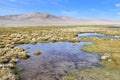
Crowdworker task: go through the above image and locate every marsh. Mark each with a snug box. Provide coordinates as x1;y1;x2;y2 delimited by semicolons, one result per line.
15;42;100;80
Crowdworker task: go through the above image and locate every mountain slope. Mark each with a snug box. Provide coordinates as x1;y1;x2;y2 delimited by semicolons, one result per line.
0;12;87;22
0;12;119;27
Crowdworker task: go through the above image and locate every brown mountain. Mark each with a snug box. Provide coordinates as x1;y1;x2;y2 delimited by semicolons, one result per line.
0;12;119;27
0;12;87;22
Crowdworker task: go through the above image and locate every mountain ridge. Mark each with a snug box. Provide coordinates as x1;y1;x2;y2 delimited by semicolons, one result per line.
0;12;120;27
0;12;113;22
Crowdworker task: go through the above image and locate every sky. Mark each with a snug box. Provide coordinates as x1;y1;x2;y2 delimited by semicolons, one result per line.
0;0;120;20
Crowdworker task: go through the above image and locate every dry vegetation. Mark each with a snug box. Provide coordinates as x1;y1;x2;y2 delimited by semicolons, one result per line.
62;26;120;80
0;26;120;80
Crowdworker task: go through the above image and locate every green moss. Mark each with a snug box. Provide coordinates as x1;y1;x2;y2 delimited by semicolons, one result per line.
15;74;20;80
16;68;24;72
62;76;76;80
62;68;119;80
81;38;120;68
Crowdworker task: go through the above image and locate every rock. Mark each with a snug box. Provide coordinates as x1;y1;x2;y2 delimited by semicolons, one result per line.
31;38;37;44
101;56;107;60
101;53;110;60
34;51;41;55
32;38;36;41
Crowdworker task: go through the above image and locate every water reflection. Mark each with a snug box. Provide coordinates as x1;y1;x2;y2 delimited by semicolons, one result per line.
16;42;100;80
78;33;119;39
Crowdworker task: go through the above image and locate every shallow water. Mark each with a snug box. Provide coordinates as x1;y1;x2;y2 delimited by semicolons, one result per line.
15;42;100;80
78;33;119;39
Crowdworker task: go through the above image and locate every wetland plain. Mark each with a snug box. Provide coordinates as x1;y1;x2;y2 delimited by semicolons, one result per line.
0;26;120;80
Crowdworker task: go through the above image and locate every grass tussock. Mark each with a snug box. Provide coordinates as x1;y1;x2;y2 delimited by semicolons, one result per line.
0;26;120;80
62;68;120;80
81;38;120;68
80;37;120;80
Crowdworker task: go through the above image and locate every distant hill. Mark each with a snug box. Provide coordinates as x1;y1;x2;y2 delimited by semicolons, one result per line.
0;12;120;27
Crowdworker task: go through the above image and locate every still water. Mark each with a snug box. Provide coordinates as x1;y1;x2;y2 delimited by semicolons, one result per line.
78;33;119;39
15;42;100;80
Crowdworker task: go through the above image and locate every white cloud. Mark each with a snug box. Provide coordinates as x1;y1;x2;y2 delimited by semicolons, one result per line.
20;1;30;5
9;0;16;2
8;0;30;5
115;3;120;7
117;12;120;15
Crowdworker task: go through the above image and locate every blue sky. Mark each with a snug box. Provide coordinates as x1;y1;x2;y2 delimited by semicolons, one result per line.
0;0;120;20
